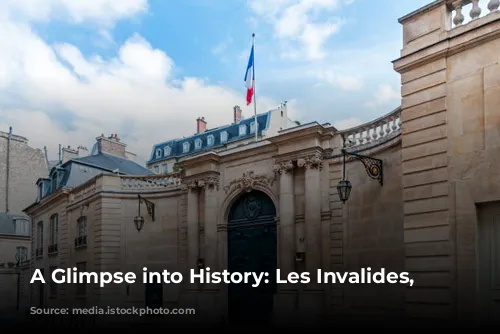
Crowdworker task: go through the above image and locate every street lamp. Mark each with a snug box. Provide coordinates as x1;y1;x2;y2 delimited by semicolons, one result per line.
336;148;383;203
134;195;155;232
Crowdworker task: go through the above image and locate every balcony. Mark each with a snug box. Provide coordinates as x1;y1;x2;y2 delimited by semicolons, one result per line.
35;248;43;258
75;235;87;249
48;244;58;255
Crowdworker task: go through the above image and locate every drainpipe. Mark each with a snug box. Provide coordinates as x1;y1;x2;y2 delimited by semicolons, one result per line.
5;126;12;213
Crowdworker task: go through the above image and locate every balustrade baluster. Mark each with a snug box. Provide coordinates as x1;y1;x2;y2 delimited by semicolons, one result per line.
470;0;482;19
489;0;500;12
453;3;465;26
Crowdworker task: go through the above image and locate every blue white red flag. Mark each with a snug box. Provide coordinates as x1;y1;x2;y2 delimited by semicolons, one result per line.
244;44;255;106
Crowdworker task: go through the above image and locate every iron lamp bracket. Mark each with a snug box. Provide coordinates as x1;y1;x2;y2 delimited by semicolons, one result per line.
341;149;383;186
138;195;155;221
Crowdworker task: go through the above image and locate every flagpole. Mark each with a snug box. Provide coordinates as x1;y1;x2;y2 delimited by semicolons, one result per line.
252;33;258;142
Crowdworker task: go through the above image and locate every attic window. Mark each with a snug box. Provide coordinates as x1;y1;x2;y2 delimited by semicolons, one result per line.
155;148;162;159
207;135;214;146
194;138;202;150
250;121;258;133
51;174;58;192
183;142;190;153
164;146;171;156
38;183;43;200
239;125;247;136
220;131;228;143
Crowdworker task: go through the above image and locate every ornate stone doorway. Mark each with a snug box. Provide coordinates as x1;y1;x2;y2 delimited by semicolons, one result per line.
227;190;277;325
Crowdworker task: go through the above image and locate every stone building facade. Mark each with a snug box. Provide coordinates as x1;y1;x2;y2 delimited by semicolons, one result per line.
20;0;500;327
0;129;47;311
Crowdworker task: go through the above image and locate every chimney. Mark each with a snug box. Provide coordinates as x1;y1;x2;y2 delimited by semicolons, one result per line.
96;133;127;158
61;145;78;163
197;117;207;133
77;145;89;158
233;105;242;123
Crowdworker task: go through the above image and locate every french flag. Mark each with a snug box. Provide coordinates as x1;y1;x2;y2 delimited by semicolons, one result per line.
244;44;255;106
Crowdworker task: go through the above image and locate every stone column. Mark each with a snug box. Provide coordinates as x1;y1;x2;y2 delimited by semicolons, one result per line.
186;181;199;289
273;160;295;288
298;154;323;287
202;176;219;291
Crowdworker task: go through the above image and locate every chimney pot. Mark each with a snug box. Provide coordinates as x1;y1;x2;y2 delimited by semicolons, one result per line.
234;105;242;123
196;117;207;133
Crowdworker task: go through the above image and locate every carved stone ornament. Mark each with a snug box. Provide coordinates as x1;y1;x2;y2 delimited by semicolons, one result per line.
200;176;219;191
223;170;275;194
297;154;323;170
272;160;294;175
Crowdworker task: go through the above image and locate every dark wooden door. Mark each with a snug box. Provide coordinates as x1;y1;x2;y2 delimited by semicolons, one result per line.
145;282;163;310
227;190;277;325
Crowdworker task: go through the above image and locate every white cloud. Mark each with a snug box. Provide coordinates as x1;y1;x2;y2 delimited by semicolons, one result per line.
365;84;400;108
314;70;363;91
0;1;288;164
247;0;352;60
0;0;148;26
333;117;362;130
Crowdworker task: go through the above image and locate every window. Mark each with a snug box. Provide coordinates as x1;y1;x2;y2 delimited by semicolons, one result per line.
49;214;58;254
155;148;162;159
182;142;190;153
16;246;28;263
76;262;86;296
50;266;58;297
194;138;202;150
36;222;43;257
15;219;30;236
250;121;258;133
153;166;159;174
162;164;168;174
239;125;247;136
77;217;87;237
207;135;215;146
220;131;228;143
51;174;58;192
75;216;87;248
38;183;43;200
163;146;171;156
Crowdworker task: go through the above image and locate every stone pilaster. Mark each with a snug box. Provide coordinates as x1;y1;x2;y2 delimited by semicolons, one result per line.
273;160;295;289
297;154;323;288
186;181;199;290
200;176;219;290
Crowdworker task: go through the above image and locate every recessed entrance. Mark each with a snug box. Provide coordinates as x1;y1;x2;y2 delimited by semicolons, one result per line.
227;190;277;325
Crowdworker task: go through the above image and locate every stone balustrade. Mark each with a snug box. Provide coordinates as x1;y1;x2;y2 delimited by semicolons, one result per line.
339;107;401;150
119;172;182;190
449;0;499;28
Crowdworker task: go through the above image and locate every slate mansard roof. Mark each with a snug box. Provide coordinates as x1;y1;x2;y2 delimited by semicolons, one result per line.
148;111;271;165
0;213;30;236
36;152;152;201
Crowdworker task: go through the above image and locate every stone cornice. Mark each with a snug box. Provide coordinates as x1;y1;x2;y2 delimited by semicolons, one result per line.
176;151;220;170
23;188;70;216
268;124;334;146
181;172;220;191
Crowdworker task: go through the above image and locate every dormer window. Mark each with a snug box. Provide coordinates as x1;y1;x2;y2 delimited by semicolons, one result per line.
220;131;228;143
239;125;247;136
194;138;202;150
51;174;58;192
207;135;215;146
38;183;43;200
183;142;190;153
155;148;162;159
164;146;171;156
250;121;258;133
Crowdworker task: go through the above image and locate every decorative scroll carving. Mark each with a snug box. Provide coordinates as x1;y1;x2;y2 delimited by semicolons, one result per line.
272;160;294;175
297;154;323;170
223;171;275;194
198;176;220;191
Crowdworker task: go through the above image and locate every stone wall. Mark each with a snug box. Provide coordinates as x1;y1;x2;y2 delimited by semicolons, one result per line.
0;131;47;214
394;0;500;321
0;268;19;311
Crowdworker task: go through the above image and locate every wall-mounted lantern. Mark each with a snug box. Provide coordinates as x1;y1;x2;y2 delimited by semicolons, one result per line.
295;252;305;262
134;195;155;232
197;258;205;269
336;148;383;203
